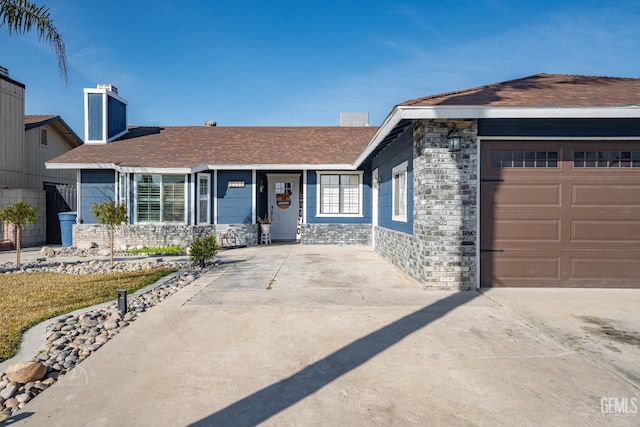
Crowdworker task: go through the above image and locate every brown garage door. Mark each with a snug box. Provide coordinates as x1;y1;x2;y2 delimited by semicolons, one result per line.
480;141;640;287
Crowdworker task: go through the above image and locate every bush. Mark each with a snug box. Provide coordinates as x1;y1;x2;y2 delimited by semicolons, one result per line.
127;245;184;255
189;235;218;265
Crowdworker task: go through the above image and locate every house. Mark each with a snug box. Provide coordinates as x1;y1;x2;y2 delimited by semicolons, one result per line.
0;68;81;247
46;74;640;289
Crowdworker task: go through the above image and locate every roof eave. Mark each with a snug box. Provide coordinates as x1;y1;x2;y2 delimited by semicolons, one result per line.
45;162;357;173
354;105;640;167
398;105;640;119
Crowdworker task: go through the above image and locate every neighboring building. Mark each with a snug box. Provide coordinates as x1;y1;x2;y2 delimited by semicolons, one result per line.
47;74;640;289
0;69;82;247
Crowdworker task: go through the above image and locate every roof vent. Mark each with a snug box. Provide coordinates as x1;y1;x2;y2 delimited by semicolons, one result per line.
340;112;369;127
97;83;118;94
0;66;8;77
204;120;217;127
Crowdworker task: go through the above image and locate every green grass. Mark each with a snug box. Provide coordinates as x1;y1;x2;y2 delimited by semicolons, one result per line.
126;245;184;255
0;268;176;362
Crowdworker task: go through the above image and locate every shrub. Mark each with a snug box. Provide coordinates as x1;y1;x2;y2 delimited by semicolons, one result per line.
189;235;218;265
127;245;184;255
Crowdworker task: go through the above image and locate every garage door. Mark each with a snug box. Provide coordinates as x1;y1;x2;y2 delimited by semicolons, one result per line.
480;141;640;287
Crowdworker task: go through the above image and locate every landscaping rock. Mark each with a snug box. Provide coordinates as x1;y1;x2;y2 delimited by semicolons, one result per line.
6;363;46;384
39;247;55;257
77;241;97;250
0;253;212;416
0;382;17;399
3;398;18;408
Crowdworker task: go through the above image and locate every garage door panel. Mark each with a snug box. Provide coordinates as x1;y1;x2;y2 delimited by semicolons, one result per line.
571;220;640;243
493;256;560;280
571;255;640;280
572;184;640;207
493;219;560;242
492;184;561;207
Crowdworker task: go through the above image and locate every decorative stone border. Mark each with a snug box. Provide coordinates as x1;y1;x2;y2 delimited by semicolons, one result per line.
0;259;214;420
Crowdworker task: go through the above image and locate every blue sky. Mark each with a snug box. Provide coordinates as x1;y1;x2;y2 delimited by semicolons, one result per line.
2;0;640;138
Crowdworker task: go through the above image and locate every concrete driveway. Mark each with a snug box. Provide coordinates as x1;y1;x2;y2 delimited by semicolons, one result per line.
7;245;640;426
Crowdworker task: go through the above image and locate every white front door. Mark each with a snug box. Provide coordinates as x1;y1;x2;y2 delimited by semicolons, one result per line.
267;174;300;240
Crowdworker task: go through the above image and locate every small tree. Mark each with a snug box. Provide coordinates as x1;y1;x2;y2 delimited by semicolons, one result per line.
189;235;218;267
91;201;128;267
0;202;38;266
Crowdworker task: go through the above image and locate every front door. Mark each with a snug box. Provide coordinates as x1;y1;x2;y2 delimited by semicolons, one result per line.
267;174;300;240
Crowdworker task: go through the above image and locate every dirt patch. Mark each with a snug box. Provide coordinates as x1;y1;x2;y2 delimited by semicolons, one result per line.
574;315;640;347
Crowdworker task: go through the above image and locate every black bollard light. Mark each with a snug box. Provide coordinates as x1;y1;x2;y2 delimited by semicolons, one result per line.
117;289;127;316
199;257;205;268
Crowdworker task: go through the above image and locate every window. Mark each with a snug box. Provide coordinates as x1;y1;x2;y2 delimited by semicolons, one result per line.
574;150;640;168
317;172;362;216
118;173;127;206
135;174;185;223
197;173;210;224
491;151;558;168
392;162;408;222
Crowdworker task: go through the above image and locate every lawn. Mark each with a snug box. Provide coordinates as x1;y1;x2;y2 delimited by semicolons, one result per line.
0;268;176;362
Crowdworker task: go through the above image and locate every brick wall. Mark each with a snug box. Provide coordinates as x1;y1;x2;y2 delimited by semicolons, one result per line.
72;224;259;249
374;119;477;290
0;189;46;247
301;223;371;245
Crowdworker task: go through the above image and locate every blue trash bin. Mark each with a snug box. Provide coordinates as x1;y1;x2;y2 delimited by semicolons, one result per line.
58;211;77;247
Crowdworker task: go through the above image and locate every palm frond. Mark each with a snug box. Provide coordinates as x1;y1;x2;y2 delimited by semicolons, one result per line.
0;0;69;84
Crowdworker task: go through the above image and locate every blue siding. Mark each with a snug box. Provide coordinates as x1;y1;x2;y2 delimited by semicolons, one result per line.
479;118;640;137
371;125;413;234
80;170;115;224
88;93;103;141
305;168;372;224
217;170;253;224
107;95;127;139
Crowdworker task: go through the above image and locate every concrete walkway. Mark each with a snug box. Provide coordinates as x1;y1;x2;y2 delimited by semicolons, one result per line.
4;245;640;426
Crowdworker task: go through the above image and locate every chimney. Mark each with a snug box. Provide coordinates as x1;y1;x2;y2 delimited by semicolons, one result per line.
84;84;128;144
0;66;9;77
204;120;217;127
339;112;369;127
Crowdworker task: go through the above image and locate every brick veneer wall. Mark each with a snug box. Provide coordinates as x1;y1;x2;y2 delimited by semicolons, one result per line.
72;224;259;249
300;223;371;245
374;119;478;290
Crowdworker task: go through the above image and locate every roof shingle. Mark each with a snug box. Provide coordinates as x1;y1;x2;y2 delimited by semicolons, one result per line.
400;73;640;107
48;126;378;168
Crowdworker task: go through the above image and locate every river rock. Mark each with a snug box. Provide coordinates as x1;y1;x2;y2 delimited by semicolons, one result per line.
40;247;55;257
6;362;46;384
3;398;19;408
15;393;30;404
0;382;17;399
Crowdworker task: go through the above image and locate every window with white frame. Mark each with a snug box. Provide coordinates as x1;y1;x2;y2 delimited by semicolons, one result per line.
317;172;362;216
135;174;186;223
118;173;127;206
197;173;210;224
392;161;408;222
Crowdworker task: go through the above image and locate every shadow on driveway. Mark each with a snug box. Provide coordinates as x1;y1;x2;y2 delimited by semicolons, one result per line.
190;291;477;426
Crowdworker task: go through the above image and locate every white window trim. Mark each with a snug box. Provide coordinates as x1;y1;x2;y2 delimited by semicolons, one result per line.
197;173;210;224
133;173;187;224
315;170;364;218
392;161;408;222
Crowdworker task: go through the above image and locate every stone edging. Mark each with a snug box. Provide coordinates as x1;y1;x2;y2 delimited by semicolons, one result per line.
0;261;215;421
